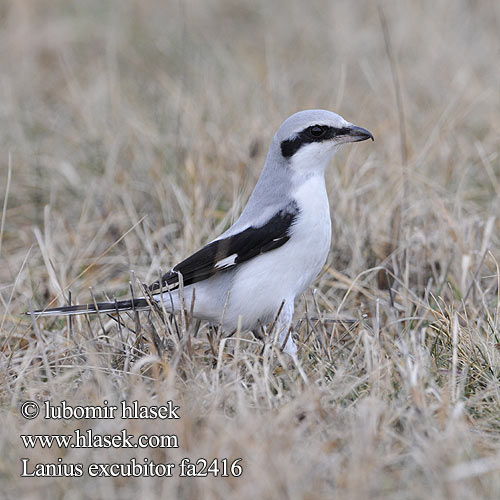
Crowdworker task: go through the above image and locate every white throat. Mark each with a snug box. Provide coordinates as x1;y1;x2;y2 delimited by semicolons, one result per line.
288;142;340;175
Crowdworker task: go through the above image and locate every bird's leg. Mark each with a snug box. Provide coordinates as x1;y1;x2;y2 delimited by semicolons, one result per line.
274;302;309;381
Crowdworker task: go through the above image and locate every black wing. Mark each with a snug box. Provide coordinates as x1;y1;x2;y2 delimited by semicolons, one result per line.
149;201;299;294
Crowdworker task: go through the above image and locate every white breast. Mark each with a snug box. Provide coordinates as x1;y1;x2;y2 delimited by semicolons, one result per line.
223;173;332;330
288;173;332;294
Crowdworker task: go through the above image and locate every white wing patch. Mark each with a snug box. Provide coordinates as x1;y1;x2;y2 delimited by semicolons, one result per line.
214;253;238;270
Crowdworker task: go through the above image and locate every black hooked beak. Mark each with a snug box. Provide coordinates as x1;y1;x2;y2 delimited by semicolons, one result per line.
345;125;374;143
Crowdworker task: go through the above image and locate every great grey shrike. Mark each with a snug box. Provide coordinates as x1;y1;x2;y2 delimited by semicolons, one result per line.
30;109;374;356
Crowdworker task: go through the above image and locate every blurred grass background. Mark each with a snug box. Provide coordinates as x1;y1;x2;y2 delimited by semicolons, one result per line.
1;0;500;498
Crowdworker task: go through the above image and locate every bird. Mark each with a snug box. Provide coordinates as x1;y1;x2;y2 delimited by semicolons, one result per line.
29;109;374;356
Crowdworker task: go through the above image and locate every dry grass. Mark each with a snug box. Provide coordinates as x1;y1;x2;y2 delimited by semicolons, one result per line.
1;0;500;498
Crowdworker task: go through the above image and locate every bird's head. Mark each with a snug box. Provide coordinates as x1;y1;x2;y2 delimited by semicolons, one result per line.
275;109;374;172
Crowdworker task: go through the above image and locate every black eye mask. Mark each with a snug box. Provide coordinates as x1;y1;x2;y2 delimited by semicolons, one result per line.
280;125;351;158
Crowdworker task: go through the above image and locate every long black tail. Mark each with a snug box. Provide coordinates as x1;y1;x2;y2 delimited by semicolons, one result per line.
28;298;151;317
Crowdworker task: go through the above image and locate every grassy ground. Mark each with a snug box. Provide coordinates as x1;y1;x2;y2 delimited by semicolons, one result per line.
1;0;500;498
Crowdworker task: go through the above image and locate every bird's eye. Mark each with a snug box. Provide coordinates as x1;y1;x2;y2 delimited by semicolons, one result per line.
308;125;326;138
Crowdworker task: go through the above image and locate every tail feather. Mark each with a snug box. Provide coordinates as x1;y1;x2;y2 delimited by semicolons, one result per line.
28;298;151;317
